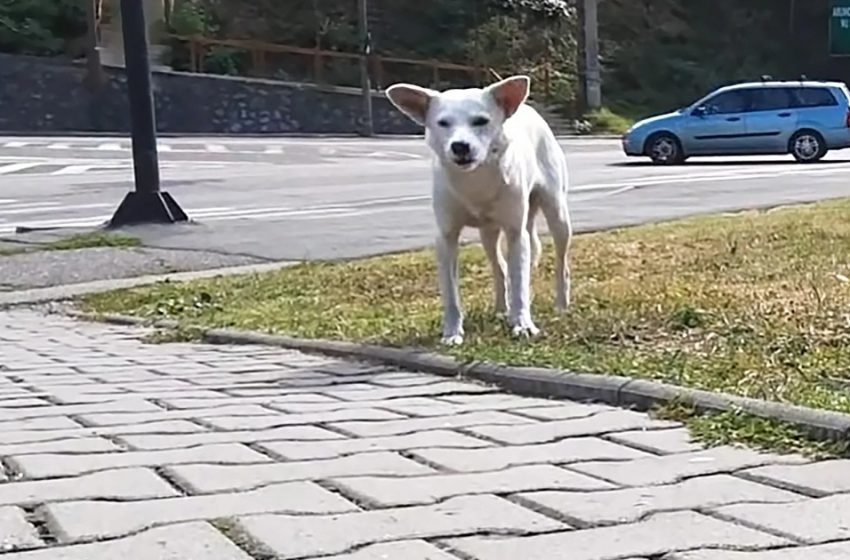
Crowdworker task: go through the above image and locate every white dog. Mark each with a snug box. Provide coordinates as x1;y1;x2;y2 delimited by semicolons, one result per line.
385;75;572;345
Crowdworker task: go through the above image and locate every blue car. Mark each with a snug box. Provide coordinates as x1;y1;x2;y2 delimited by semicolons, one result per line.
622;79;850;164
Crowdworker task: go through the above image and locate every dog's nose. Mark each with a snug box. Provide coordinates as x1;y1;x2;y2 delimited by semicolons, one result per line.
450;141;471;157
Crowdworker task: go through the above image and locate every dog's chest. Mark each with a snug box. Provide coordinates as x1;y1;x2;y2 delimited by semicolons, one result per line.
446;163;512;216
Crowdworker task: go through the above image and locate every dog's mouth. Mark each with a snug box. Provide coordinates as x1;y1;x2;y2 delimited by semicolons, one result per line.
452;156;476;169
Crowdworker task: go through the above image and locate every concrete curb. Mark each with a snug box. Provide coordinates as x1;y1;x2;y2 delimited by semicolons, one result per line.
63;309;850;443
0;260;299;308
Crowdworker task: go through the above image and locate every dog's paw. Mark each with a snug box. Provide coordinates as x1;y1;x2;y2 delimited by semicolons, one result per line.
511;324;540;339
509;315;540;339
440;334;465;346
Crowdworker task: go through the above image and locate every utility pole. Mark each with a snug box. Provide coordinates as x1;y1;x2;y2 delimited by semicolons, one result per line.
578;0;602;110
108;0;187;227
357;0;374;137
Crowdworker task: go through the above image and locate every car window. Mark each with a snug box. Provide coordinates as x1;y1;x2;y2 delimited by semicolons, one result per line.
702;90;749;114
749;88;792;112
790;87;838;108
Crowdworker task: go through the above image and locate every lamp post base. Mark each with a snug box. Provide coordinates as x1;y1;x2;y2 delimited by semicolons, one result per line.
107;191;188;228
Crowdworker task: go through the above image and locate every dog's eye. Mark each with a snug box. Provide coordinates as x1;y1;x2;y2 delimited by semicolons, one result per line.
437;119;451;128
471;116;490;127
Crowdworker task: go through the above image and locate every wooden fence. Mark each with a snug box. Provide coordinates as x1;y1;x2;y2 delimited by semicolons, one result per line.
168;35;553;100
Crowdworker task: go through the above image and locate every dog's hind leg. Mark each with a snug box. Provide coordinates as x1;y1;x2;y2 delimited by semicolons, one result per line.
528;195;542;270
541;191;572;312
480;226;508;314
503;196;540;271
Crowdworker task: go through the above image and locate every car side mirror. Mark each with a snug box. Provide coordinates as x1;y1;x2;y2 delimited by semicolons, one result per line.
692;106;707;117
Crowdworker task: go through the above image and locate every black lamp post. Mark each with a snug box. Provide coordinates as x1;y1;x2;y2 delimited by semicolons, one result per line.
108;0;188;227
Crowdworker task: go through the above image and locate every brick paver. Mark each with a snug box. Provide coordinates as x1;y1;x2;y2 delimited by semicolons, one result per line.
232;495;565;558
0;523;252;559
9;443;272;479
314;541;459;559
739;460;850;496
446;511;790;560
0;309;844;559
516;474;802;526
44;482;358;542
712;494;850;543
0;507;42;551
670;543;850;559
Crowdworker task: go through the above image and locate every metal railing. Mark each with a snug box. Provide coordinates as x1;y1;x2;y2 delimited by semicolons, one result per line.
168;35;554;100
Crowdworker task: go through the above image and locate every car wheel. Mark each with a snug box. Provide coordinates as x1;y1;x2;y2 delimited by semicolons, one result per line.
646;133;685;165
789;130;827;163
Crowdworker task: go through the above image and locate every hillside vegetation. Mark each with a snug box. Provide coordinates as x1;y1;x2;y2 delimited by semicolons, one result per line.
1;0;838;121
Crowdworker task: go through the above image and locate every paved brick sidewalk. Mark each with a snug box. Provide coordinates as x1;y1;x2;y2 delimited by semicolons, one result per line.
0;309;847;559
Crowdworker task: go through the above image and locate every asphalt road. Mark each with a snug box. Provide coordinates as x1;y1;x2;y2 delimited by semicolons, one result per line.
3;135;850;260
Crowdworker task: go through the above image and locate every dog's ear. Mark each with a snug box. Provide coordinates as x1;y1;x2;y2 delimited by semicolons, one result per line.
486;75;531;119
385;84;437;125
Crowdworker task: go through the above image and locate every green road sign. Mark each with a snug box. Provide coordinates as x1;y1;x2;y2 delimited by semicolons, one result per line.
830;0;850;56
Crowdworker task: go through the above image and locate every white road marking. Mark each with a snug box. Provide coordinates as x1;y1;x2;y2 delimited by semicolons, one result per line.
0;203;113;216
0;206;236;233
96;143;124;151
2;141;30;148
205;144;229;153
572;163;850;192
0;163;43;175
50;165;100;175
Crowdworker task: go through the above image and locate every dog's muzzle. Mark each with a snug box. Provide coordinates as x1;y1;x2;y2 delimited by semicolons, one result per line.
449;141;475;168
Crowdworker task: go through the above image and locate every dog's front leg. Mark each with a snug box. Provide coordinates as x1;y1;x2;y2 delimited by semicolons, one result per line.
436;229;464;345
505;227;539;338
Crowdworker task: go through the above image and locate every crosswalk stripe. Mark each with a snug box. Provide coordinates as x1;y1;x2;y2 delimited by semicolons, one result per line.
0;205;424;234
96;143;123;151
1;141;426;159
50;165;99;175
0;162;43;175
0;160;236;176
1;206;235;231
0;203;112;216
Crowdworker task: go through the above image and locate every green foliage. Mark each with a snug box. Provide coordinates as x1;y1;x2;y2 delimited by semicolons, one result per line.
599;0;795;115
0;0;823;119
574;107;633;135
0;0;86;56
465;10;578;106
168;0;215;36
203;46;245;75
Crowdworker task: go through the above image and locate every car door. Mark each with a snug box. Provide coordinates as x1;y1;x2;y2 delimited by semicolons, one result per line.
681;89;751;155
742;87;797;153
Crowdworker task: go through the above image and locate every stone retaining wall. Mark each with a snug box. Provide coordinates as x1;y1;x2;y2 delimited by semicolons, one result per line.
0;53;421;135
